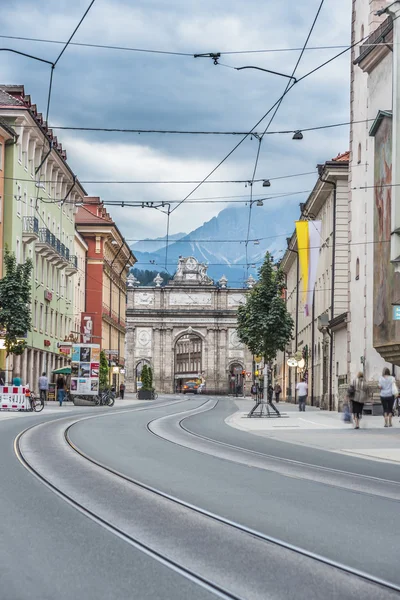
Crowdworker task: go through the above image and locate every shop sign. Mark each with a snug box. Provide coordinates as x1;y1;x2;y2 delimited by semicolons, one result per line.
44;290;53;302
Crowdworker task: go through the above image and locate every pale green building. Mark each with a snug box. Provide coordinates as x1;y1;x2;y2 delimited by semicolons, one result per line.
0;85;86;388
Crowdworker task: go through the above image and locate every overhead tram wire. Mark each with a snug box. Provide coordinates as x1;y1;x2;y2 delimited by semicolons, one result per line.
168;25;367;218
245;0;326;275
0;33;391;56
11;117;374;135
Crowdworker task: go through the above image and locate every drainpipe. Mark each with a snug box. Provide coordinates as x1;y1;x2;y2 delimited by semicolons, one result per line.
319;173;336;411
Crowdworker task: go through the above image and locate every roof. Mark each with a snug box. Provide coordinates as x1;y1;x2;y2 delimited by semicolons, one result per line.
332;151;350;162
0;116;17;138
0;88;25;107
75;202;115;226
354;16;393;65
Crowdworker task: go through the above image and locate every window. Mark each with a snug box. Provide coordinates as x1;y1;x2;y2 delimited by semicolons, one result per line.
0;143;3;169
45;306;48;334
54;311;58;337
355;257;360;280
16;239;20;264
23;149;28;171
18;141;22;163
16;184;22;216
30;197;34;216
23;191;27;217
40;257;44;285
50;309;54;336
35;254;39;281
34;301;38;329
357;142;361;164
39;304;44;332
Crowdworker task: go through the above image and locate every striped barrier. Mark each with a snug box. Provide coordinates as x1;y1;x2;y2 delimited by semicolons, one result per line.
0;387;30;411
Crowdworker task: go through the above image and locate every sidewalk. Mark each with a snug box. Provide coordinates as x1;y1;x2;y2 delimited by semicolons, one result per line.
226;399;400;464
0;393;180;422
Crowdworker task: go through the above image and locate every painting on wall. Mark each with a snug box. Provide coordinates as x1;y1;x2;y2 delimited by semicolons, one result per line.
372;114;397;348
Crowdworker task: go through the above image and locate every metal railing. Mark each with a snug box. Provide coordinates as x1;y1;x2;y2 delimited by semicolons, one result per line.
22;216;39;234
69;255;77;269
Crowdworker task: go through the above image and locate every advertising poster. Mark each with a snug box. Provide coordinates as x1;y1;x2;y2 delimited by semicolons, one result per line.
71;344;100;396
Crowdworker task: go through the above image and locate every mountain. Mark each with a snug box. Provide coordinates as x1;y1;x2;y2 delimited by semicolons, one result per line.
131;203;299;285
131;232;186;254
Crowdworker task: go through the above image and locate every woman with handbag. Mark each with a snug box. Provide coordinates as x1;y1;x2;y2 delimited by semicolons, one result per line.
350;372;369;429
378;368;398;427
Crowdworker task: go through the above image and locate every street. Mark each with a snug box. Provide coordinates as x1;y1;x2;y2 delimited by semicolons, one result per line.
1;395;399;599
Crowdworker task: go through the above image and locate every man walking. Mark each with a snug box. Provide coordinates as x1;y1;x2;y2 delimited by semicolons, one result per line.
38;372;48;406
296;378;308;411
56;375;65;406
119;382;125;400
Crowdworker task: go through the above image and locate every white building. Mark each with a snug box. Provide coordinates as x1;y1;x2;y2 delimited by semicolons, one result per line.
277;154;349;410
348;1;398;383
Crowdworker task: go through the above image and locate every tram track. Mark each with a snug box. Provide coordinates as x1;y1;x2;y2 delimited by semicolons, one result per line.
147;398;400;501
14;397;400;599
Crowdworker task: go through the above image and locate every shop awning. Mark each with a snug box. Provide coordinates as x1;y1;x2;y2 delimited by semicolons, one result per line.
52;367;71;375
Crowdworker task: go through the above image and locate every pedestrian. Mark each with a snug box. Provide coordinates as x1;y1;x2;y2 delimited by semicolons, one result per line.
251;383;257;400
38;372;48;406
56;375;65;406
119;382;125;400
378;367;398;427
274;382;282;403
13;373;22;386
296;378;308;411
349;372;369;429
267;384;274;403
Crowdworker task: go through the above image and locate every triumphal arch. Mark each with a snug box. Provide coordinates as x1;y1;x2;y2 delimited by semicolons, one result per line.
125;257;253;394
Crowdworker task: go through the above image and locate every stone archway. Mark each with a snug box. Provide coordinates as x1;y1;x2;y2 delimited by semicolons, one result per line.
228;361;245;395
174;332;203;393
135;359;151;392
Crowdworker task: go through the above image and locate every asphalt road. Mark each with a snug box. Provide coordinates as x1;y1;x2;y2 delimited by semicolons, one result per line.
2;397;400;599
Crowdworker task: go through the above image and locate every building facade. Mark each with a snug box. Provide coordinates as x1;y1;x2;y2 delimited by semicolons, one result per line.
0;85;85;387
75;198;136;389
73;231;88;343
125;257;253;394
276;155;349;410
348;2;400;382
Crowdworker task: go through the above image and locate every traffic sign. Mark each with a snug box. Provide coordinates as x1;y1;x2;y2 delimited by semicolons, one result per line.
246;371;251;378
393;305;400;320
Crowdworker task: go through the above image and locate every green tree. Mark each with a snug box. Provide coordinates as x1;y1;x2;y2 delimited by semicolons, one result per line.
141;364;150;390
237;252;294;362
99;350;109;389
0;249;33;356
147;366;153;390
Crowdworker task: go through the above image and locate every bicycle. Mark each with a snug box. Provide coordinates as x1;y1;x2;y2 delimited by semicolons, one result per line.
97;388;115;407
26;391;44;412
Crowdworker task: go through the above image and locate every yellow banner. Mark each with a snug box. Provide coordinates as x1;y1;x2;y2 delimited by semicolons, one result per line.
295;221;309;304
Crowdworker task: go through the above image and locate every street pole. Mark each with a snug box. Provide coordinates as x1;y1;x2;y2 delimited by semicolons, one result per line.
263;363;268;403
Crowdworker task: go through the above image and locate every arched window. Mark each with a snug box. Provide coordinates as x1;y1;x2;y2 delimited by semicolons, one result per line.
357;142;361;164
355;258;360;280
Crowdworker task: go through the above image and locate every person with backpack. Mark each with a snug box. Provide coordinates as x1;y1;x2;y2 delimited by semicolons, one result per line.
348;372;369;429
378;367;398;427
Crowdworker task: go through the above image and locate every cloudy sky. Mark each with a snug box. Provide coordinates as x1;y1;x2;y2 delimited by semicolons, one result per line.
1;0;351;240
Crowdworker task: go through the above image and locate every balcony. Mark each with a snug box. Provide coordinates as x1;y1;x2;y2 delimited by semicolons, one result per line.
22;217;39;244
35;226;69;268
65;254;78;277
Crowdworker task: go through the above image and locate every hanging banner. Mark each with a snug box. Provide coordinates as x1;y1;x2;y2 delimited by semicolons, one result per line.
295;220;322;317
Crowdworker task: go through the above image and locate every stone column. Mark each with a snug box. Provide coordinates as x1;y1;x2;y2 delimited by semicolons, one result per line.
153;328;162;392
163;328;173;393
125;327;136;392
206;328;216;390
217;328;228;392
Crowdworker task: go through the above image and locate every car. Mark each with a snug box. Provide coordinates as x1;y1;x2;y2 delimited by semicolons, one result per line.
183;381;199;394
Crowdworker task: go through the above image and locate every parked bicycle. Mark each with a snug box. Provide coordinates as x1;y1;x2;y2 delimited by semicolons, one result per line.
96;388;115;407
25;389;44;412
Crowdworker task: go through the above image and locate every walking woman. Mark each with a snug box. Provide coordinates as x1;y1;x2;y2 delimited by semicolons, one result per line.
378;367;397;427
350;372;369;429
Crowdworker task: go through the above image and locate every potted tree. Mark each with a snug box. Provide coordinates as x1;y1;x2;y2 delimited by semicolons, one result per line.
138;364;154;400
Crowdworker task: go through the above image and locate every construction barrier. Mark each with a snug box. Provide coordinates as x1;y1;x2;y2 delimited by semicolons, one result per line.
0;387;30;411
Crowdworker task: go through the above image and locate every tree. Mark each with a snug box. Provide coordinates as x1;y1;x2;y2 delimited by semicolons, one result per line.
141;364;150;390
0;249;33;356
99;350;109;389
147;366;153;390
237;252;294;363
